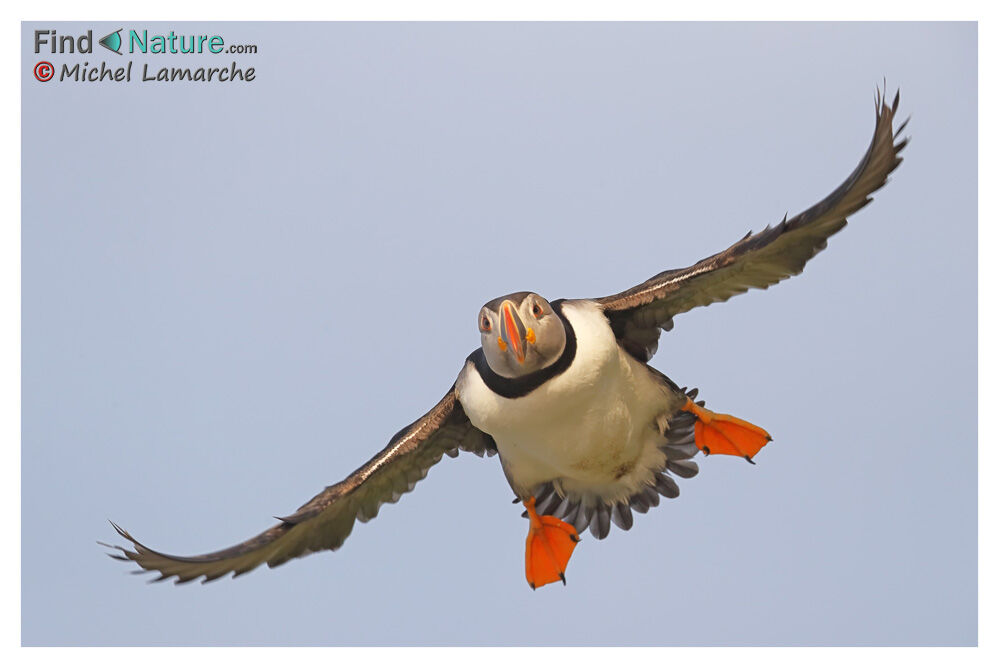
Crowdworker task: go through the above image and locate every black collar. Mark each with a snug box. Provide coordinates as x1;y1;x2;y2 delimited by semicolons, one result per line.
468;299;578;399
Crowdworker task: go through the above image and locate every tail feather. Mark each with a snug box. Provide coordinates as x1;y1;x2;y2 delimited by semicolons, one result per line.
529;387;702;540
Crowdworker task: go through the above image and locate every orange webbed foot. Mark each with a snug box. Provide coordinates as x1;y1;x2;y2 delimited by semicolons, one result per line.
523;497;579;590
683;398;772;463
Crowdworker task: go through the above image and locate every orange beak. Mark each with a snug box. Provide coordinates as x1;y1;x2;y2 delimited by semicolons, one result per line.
500;301;528;365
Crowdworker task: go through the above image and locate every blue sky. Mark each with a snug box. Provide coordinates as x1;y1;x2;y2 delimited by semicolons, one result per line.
22;21;976;645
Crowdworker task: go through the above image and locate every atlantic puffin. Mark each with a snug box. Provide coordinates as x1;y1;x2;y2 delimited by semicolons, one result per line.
103;88;907;589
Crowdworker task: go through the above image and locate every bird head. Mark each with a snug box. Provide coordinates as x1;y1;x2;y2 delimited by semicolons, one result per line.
478;292;567;378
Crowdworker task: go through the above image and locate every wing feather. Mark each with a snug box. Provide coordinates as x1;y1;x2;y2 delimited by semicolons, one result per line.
102;385;495;584
596;87;908;361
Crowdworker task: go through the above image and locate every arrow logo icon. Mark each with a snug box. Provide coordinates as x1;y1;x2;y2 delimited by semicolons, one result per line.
99;29;122;55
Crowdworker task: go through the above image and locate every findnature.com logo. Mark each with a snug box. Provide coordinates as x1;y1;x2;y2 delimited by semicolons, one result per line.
32;27;259;84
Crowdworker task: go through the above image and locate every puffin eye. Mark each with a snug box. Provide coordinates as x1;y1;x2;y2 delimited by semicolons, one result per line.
532;302;544;318
480;316;492;332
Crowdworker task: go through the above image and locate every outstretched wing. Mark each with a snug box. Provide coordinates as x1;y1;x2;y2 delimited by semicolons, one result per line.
103;385;495;584
596;88;909;362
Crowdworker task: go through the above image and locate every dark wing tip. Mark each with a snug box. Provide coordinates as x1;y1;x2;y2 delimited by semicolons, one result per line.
102;521;134;554
102;519;261;584
111;521;130;539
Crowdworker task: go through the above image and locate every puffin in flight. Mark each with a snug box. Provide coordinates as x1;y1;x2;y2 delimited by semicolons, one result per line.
104;88;907;589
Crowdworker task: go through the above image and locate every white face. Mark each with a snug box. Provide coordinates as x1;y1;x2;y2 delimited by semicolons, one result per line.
478;292;567;378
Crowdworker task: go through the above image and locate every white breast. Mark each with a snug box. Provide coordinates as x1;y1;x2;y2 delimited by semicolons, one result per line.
456;300;676;503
